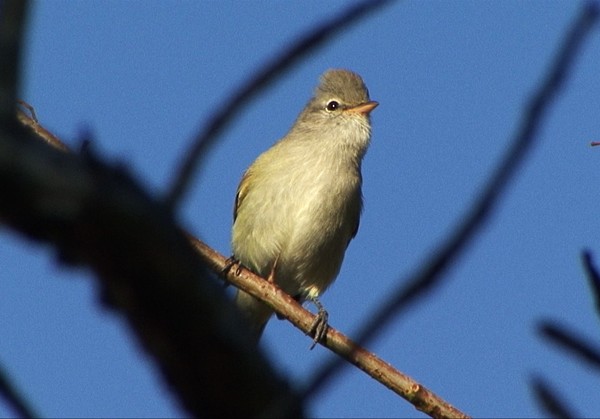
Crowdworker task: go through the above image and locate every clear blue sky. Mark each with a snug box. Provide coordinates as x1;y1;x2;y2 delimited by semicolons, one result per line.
2;1;600;418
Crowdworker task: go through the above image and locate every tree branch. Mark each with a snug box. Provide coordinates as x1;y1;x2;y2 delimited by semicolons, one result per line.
187;235;469;419
538;321;600;371
0;362;37;419
530;375;577;419
582;250;600;318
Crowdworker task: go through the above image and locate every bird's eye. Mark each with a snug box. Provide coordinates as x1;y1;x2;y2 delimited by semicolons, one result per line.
326;100;340;111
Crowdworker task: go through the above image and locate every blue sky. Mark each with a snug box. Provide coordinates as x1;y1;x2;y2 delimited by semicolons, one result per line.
2;1;600;418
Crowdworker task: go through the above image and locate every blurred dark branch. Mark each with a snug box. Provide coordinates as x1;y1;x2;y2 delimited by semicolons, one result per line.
0;4;300;417
538;321;600;371
0;362;37;419
531;376;577;419
164;0;392;209
582;250;600;318
532;251;600;417
0;2;36;417
301;2;600;402
1;116;301;418
0;0;27;116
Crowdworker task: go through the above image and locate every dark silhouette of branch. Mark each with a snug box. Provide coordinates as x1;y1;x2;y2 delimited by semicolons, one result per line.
301;1;600;403
164;0;392;209
582;250;600;318
538;321;600;371
1;116;303;418
0;2;36;417
0;0;27;116
532;251;600;416
531;376;577;419
0;3;301;417
0;362;37;419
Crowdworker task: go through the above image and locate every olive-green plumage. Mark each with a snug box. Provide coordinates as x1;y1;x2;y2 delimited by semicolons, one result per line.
232;69;377;341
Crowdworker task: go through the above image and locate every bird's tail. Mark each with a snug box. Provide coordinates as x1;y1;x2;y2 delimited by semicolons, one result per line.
234;289;273;343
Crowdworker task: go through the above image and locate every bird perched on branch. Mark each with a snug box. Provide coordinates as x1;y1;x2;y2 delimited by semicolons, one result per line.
231;69;378;346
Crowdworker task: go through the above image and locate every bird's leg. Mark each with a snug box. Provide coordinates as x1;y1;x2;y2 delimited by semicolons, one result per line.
267;255;279;283
306;296;329;350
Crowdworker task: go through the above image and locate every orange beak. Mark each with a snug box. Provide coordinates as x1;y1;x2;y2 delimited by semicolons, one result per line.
346;100;379;115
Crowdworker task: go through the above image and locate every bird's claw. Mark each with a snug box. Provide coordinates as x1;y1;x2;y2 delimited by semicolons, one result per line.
307;298;329;350
223;256;243;277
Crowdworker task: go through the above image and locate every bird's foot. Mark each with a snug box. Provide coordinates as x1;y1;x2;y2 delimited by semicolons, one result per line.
307;297;329;350
223;256;243;277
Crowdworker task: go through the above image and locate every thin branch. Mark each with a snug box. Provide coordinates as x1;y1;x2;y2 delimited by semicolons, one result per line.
582;250;600;319
301;1;600;402
188;235;470;419
17;100;38;122
530;375;577;419
164;0;392;209
538;321;600;371
17;104;71;152
0;363;37;419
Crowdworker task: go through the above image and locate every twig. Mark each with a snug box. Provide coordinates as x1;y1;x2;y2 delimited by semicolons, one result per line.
538;321;600;371
17;105;70;152
301;1;600;403
582;250;600;318
0;363;37;419
17;100;37;122
164;0;392;209
530;375;577;419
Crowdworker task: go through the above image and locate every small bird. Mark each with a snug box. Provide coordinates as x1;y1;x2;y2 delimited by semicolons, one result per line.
231;69;377;345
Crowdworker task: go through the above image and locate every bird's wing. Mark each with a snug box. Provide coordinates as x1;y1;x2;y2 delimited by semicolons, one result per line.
348;190;362;246
233;169;253;222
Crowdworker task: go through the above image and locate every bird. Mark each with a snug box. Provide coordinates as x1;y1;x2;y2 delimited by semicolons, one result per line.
231;69;377;345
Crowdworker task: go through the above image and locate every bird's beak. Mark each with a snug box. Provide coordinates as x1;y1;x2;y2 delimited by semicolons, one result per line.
346;100;379;115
